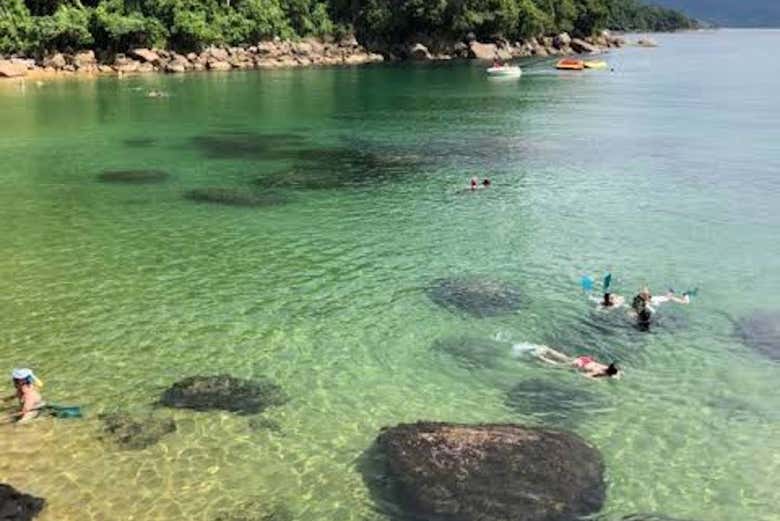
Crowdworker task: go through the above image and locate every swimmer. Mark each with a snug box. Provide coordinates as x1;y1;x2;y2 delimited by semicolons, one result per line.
470;177;478;191
513;343;620;379
632;286;694;316
3;369;45;423
589;292;625;309
482;178;491;187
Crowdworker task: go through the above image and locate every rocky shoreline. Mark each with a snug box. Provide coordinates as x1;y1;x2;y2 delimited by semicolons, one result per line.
0;31;658;81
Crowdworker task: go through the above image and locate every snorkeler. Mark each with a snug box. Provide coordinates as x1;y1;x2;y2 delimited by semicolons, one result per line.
513;344;620;379
3;369;45;423
583;273;624;309
632;287;695;316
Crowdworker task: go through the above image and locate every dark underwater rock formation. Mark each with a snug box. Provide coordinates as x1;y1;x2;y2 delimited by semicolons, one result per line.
98;169;169;183
123;137;157;148
376;422;605;521
160;375;288;415
432;335;509;369
736;310;780;361
427;277;522;317
99;412;177;450
505;378;600;427
185;187;287;207
0;484;45;521
192;132;306;160
213;499;292;521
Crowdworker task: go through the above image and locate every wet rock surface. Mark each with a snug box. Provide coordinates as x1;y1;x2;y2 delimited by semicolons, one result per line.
505;378;601;427
160;375;288;415
0;484;45;521
427;277;522;317
374;422;605;521
622;515;700;521
736;310;780;361
99;412;177;450
185;188;287;207
432;336;509;370
98;169;169;183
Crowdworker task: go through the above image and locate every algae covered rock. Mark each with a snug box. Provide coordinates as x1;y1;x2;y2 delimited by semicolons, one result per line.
736;310;780;361
376;422;605;521
622;515;701;521
160;375;288;415
427;277;522;317
99;412;176;450
0;484;45;521
213;499;292;521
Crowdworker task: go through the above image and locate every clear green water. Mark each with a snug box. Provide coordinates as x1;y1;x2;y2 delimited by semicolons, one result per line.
1;29;779;521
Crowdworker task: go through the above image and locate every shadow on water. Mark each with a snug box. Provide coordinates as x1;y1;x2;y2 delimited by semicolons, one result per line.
123;137;158;148
735;310;780;362
426;276;523;318
98;169;170;183
184;187;289;207
191;131;308;160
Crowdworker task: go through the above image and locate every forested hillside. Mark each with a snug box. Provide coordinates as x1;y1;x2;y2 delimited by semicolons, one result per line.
658;0;780;27
0;0;696;56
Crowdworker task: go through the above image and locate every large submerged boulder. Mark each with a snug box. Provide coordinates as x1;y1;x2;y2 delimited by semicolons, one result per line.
622;515;701;521
427;277;522;317
98;169;169;183
213;500;292;521
0;484;45;521
99;412;177;450
160;375;288;415
432;336;509;370
505;378;601;427
376;422;605;521
185;187;287;207
736;311;780;361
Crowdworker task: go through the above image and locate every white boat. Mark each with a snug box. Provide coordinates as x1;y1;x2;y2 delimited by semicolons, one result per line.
486;65;522;78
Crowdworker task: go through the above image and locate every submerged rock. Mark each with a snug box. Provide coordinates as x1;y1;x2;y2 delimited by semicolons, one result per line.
432;336;508;369
736;311;780;361
123;137;157;148
427;277;522;317
185;187;287;207
191;132;306;160
99;412;177;450
98;169;169;183
505;378;600;427
376;422;605;521
247;417;282;433
0;484;45;521
213;499;292;521
160;375;288;415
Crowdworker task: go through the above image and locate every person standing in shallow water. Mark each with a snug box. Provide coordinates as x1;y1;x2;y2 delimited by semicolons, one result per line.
3;369;45;423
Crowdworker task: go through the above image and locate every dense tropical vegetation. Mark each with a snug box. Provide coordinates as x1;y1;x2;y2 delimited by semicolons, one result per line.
0;0;696;55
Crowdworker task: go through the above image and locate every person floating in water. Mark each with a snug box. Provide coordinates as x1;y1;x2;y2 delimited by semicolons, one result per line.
4;369;45;423
513;344;621;379
482;178;491;187
470;177;478;191
584;273;624;309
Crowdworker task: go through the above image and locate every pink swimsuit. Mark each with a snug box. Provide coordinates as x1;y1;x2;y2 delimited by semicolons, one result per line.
574;356;595;368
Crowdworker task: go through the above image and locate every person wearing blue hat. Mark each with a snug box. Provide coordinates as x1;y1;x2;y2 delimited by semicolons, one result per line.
4;368;46;423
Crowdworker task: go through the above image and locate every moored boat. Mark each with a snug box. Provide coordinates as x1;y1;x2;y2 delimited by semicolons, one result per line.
556;58;585;70
584;60;609;69
486;65;522;78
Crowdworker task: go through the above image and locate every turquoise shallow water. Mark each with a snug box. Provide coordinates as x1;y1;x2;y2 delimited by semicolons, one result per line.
1;29;779;521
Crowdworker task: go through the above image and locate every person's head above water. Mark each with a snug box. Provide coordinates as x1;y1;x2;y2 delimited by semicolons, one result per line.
11;368;42;388
483;178;491;187
470;178;478;190
595;363;620;378
603;293;613;306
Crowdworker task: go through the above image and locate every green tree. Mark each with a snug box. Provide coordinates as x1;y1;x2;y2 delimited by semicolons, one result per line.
0;0;35;54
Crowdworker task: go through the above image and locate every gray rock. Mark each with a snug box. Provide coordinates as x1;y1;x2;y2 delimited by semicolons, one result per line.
468;41;498;61
0;484;45;521
207;47;230;61
0;60;26;78
570;38;601;54
165;61;186;74
553;32;571;49
636;37;659;47
409;43;432;60
427;277;522;317
44;53;67;69
376;422;605;521
73;50;96;67
99;413;176;450
131;48;160;64
160;375;288;415
208;60;232;71
737;311;780;361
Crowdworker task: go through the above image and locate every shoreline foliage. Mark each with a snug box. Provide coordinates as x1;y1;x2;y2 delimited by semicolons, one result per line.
0;0;696;55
